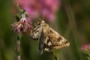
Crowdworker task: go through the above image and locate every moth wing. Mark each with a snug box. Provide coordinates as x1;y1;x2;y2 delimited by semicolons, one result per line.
31;25;42;40
39;24;50;54
49;28;70;50
39;29;45;55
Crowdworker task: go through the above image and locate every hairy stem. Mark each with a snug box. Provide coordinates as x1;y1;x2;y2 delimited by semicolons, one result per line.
16;35;21;60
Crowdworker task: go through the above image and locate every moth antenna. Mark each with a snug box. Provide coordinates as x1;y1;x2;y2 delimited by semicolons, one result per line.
42;12;45;21
30;15;42;21
37;16;42;21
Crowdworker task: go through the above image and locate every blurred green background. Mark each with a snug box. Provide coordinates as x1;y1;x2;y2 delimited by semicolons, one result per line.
0;0;90;60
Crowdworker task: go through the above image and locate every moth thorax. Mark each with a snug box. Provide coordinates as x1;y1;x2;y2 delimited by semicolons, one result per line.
41;20;45;24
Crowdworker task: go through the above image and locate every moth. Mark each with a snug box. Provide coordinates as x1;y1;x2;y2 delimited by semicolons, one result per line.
31;20;70;54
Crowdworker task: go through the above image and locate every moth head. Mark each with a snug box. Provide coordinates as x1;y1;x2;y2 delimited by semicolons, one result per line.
37;20;46;26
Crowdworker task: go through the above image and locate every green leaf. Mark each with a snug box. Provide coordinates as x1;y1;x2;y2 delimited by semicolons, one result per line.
25;13;29;18
16;5;21;13
15;14;21;21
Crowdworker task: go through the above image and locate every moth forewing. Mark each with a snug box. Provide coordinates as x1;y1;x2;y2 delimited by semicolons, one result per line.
30;22;43;40
42;27;70;52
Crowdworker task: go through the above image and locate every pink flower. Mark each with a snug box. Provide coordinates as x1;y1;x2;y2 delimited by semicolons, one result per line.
15;0;35;7
12;19;33;34
42;0;60;12
24;6;39;21
14;0;60;22
81;44;90;52
41;9;55;22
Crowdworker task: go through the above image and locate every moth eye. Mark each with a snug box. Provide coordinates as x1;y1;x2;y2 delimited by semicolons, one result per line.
57;37;62;41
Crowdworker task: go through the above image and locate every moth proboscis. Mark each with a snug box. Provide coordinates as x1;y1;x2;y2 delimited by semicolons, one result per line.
31;20;70;54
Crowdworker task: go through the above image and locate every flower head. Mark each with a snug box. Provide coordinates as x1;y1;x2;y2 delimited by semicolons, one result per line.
12;19;33;34
12;8;33;35
81;44;90;53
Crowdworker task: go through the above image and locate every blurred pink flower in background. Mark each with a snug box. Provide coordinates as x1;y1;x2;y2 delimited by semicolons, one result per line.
14;0;60;22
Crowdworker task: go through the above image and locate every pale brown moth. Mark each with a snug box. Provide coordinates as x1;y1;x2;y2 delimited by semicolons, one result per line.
31;20;70;54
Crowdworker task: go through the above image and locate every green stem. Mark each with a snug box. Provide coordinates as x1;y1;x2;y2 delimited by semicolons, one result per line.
16;35;22;60
15;6;27;60
53;51;59;60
